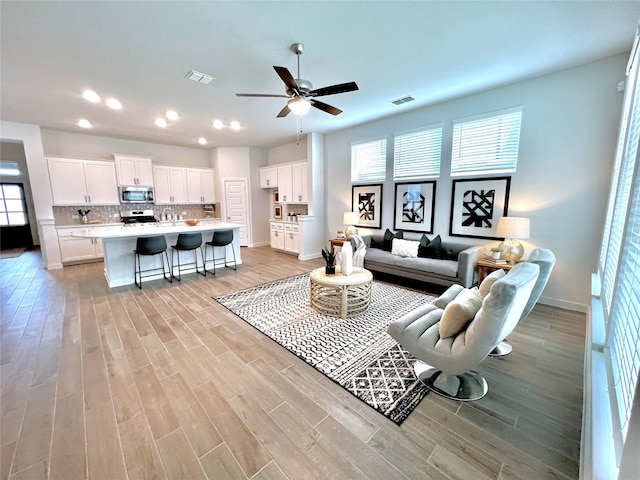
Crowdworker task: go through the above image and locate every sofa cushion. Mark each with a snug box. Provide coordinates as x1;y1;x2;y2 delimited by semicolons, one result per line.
418;234;443;258
479;268;506;298
391;238;420;258
420;234;430;246
438;287;483;338
383;229;403;251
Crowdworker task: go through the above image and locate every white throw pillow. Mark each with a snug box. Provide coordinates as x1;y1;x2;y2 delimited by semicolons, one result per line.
391;238;420;258
479;268;507;298
438;287;483;338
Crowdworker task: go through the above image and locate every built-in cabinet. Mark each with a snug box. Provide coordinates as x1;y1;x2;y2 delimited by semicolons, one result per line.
260;166;278;188
153;166;188;204
260;161;308;203
57;226;105;263
47;157;119;206
114;155;154;186
186;168;216;204
270;221;300;254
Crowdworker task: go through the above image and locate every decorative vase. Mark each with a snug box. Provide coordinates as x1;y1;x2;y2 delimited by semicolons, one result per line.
325;264;336;275
341;240;353;275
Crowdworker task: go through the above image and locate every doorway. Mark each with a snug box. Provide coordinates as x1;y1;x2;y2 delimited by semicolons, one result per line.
223;179;250;247
0;183;34;250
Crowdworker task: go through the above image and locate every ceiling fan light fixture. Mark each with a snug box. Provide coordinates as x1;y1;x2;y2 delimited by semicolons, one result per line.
288;97;311;115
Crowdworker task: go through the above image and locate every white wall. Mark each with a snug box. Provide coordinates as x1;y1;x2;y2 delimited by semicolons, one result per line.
41;129;211;166
267;139;306;165
324;54;627;310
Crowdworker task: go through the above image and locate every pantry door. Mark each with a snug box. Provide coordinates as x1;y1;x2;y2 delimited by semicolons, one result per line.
223;178;250;246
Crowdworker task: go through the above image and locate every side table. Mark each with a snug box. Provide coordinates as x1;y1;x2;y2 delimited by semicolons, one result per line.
476;259;517;285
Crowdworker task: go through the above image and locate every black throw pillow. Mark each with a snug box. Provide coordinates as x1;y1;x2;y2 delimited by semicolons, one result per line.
418;234;444;259
419;234;430;247
383;229;403;251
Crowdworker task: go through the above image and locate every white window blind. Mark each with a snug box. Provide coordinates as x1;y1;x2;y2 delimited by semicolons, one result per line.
597;26;640;460
393;125;442;180
451;107;523;176
351;138;387;183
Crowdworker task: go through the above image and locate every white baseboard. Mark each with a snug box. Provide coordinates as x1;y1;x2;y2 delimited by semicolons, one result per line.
539;295;588;313
250;241;270;247
299;252;322;261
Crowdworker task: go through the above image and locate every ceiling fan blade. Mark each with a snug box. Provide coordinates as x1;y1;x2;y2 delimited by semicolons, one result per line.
310;82;359;97
273;66;299;94
236;93;290;98
276;104;291;118
311;99;342;116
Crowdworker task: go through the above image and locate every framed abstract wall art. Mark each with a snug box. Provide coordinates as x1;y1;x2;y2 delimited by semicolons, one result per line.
352;184;383;229
449;176;511;239
393;181;436;233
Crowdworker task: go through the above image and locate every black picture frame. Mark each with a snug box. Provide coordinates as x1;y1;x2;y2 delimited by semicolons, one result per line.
449;176;511;239
393;181;436;233
352;184;383;229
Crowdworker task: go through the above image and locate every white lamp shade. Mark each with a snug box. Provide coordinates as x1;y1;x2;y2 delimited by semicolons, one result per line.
287;97;311;115
496;217;530;239
343;211;359;225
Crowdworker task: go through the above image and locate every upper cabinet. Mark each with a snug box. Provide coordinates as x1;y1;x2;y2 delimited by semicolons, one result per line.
114;154;153;186
277;164;293;203
47;157;119;206
292;162;309;203
153;166;187;204
259;166;278;188
186;168;216;204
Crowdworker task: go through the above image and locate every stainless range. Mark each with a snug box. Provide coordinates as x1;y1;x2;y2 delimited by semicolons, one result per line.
120;209;159;226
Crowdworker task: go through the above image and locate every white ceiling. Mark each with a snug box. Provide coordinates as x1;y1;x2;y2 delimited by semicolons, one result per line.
1;1;639;150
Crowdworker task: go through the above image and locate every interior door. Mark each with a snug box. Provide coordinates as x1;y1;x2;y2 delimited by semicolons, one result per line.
0;183;33;249
224;179;249;246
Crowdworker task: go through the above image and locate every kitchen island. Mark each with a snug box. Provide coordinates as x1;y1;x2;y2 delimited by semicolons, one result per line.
71;220;243;287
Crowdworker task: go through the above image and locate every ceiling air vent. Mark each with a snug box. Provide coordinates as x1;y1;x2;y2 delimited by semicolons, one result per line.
186;70;215;84
391;95;415;106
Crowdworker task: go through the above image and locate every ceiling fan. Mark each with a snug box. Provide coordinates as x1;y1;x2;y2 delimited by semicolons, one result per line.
236;43;359;118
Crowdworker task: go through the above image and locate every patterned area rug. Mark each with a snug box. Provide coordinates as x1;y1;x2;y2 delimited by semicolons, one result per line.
214;273;436;424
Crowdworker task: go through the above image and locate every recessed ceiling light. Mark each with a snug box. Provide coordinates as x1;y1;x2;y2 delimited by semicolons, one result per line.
213;119;224;129
166;110;179;121
106;98;122;110
82;90;101;103
155;117;168;128
77;119;92;128
230;121;241;131
198;138;207;145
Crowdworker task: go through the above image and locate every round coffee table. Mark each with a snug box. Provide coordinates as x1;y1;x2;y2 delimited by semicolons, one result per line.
309;267;373;318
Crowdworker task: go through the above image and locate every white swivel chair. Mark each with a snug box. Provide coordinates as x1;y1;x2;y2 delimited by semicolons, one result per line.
387;262;539;401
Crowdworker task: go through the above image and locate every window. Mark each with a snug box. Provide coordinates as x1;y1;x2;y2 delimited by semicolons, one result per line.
451;106;523;176
0;184;27;226
595;27;640;472
393;125;442;180
351;138;387;183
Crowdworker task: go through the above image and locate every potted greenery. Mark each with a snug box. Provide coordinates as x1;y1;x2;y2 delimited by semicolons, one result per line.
322;247;336;275
490;247;501;259
337;230;345;239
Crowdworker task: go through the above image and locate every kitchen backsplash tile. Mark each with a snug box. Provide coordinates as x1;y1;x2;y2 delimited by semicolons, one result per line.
53;204;214;226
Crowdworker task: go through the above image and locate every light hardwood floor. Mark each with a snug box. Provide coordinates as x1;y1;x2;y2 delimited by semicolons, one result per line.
0;247;585;479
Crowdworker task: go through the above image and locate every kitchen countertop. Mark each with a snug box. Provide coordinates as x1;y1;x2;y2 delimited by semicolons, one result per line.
70;220;242;239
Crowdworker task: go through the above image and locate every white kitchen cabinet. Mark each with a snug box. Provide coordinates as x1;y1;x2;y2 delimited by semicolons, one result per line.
270;222;285;250
186;168;216;204
277;164;293;203
114;155;153;186
153;166;188;204
57;226;105;263
47;157;119;206
260;166;278;188
292;162;309;203
283;223;300;254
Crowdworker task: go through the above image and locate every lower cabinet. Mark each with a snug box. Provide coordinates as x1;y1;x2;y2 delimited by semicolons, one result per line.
57;227;104;263
270;221;299;254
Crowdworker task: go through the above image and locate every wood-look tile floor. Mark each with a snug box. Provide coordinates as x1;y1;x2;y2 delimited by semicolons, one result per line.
0;247;585;479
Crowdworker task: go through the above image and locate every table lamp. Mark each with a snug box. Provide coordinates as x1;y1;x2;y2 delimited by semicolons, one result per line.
496;217;530;263
343;211;359;237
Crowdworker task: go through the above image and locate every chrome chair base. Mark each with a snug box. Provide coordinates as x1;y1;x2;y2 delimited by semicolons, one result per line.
489;341;513;357
414;361;488;402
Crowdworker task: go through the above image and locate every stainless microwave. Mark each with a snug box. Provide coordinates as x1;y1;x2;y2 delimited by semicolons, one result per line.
119;186;155;204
